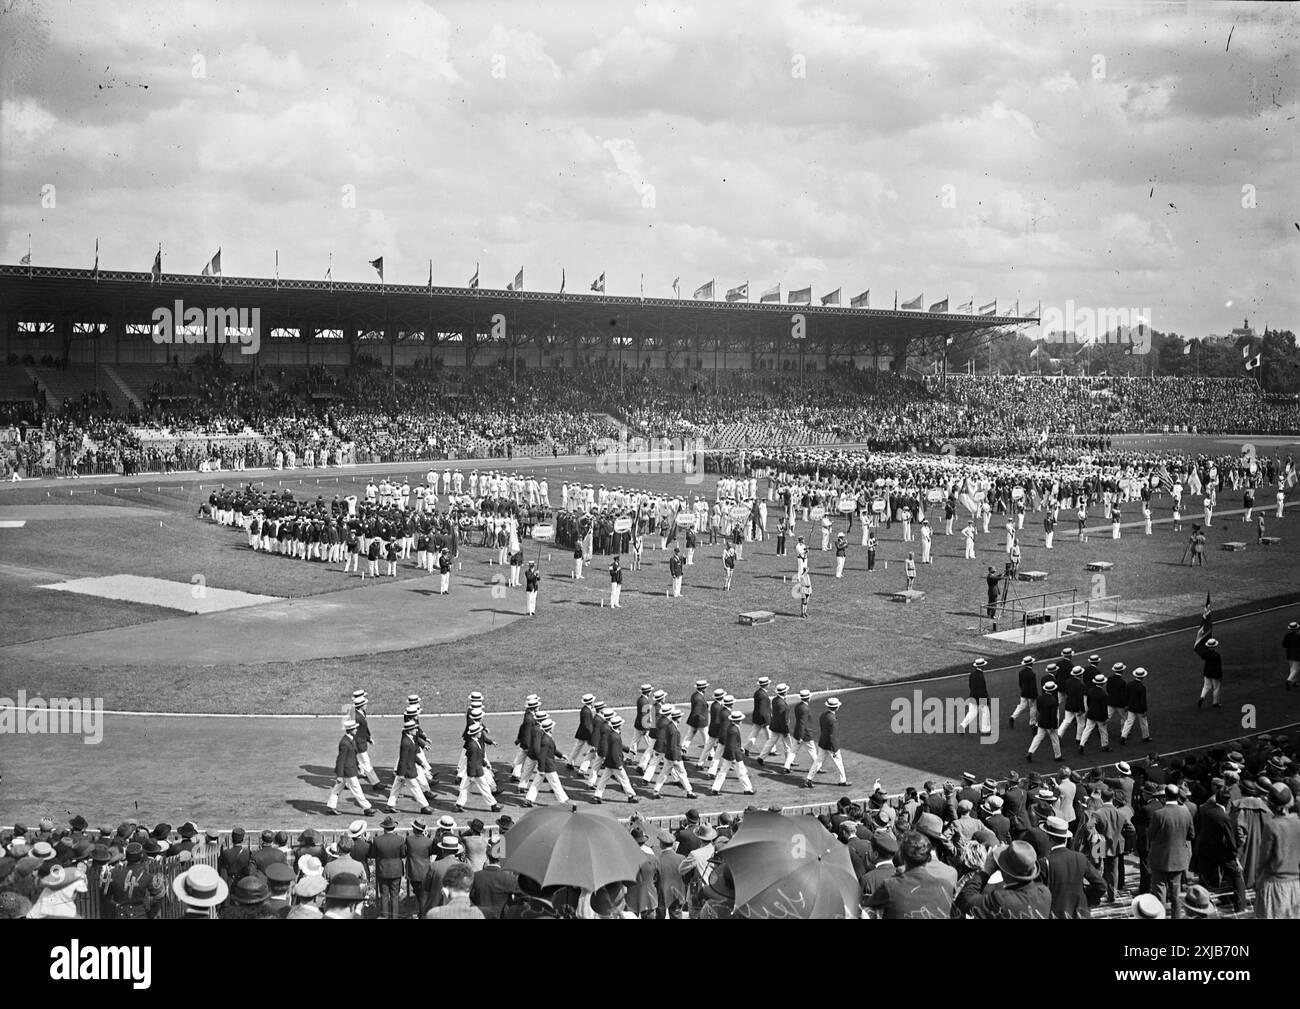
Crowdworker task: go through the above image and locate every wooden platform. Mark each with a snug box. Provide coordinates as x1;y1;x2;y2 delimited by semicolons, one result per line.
1260;536;1281;545
890;589;926;603
1017;570;1048;582
1222;541;1247;551
1085;561;1113;572
738;610;776;626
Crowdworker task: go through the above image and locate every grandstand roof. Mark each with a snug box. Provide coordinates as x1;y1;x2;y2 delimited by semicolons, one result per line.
0;264;1034;353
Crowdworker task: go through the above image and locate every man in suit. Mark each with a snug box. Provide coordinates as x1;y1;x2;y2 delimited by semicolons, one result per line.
625;827;661;919
371;815;407;919
1121;667;1151;744
1058;666;1087;745
470;837;520;919
1196;635;1223;709
419;835;464;915
1009;656;1039;729
804;697;849;788
385;717;434;815
1090;788;1136;903
785;688;815;774
582;702;609;784
632;683;655;763
1027;680;1062;762
640;694;672;782
655;828;688;919
858;831;900;903
958;658;992;734
683;679;710;758
592;713;639;803
1041;815;1104;918
512;694;541;783
1003;772;1030;834
1078;672;1112;754
566;693;596;769
757;682;792;767
525;716;571;805
1192;788;1246;912
745;677;773;755
217;827;251;884
1106;662;1130;737
1147;783;1196;918
956;840;1053;919
863;832;954;919
326;719;377;816
651;707;695;799
980;794;1012;843
404;818;435;904
351;689;382;792
250;829;286;875
456;721;501;813
957;771;983;810
423;862;484;919
698;688;727;771
710;710;754;796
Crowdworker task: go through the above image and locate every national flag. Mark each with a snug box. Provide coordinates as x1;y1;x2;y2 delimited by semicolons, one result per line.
928;297;948;313
1029;345;1041;360
92;238;99;280
1194;593;1213;652
326;252;333;285
850;289;869;308
1245;353;1261;371
558;268;565;294
201;248;221;277
979;300;997;315
672;277;680;298
640;273;644;299
1188;469;1202;496
369;256;384;282
507;267;524;292
820;288;840;306
428;259;434;290
1242;344;1252;360
468;263;479;289
788;286;812;305
693;279;715;300
275;249;280;285
19;250;31;266
591;272;605;293
725;282;749;302
760;284;780;303
151;245;162;283
1157;465;1175;493
901;293;924;310
1183;342;1192;355
955;298;973;314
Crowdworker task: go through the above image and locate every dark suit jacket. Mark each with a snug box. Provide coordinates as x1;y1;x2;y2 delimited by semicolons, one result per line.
1148;802;1196;872
217;844;250;883
405;833;436;885
1192;802;1238;872
956;873;1053;919
626;853;660;914
657;849;687;907
470;865;520;918
372;831;407;881
1043;846;1104;918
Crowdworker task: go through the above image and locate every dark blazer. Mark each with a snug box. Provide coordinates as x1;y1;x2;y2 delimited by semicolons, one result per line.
770;696;790;734
1192;801;1238;871
217;844;250;883
791;701;813;742
687;691;708;729
1147;801;1196;872
817;710;839;751
1043;845;1105;918
956;873;1053;919
470;865;520;919
334;734;360;778
536;732;559;774
752;689;771;727
405;832;436;886
721;722;744;762
371;831;407;881
396;733;421;779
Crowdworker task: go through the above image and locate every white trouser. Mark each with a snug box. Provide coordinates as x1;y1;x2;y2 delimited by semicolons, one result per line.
457;774;496;808
807;747;846;783
357;751;380;785
526;590;537;614
835;556;845;578
440;572;450;592
567;739;592;766
525;771;569;804
745;725;772;752
697;736;721;767
959;699;991;734
574;557;584;578
683;726;708;754
641;750;665;781
327;777;373;810
1077;718;1109;749
712;759;753;793
965;539;975;559
1107;706;1127;724
1058;709;1084;740
1011;697;1037;725
609;582;620;606
654;760;692;795
594;766;636;799
784;739;816;771
1200;678;1221;704
386;776;428;809
1045;531;1054;549
758;732;793;760
672;576;682;596
1120;711;1149;741
1027;727;1061;758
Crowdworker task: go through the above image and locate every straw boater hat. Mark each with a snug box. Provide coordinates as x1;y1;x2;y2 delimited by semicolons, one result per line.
172;863;229;908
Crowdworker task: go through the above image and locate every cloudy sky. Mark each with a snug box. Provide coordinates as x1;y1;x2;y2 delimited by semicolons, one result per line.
1;0;1296;337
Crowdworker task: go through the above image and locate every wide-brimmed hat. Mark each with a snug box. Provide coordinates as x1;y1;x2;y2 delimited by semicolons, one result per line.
914;812;944;841
1043;816;1072;839
994;840;1040;882
172;864;229;908
324;872;365;902
1183;884;1218;917
231;875;269;905
1131;893;1166;919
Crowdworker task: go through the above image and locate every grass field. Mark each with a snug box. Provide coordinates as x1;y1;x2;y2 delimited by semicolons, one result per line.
1;441;1299;826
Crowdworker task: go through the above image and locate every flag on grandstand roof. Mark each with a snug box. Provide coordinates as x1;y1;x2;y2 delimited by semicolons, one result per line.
928;297;948;313
369;256;384;283
275;249;280;286
1241;343;1251;359
21;234;31;269
820;288;840;306
760;284;780;303
559;267;566;294
693;279;714;300
468;263;479;289
1028;344;1041;359
428;259;434;291
507;267;524;292
591;272;605;294
672;276;680;298
725;282;749;302
1245;353;1262;371
788;286;812;305
1183;341;1193;355
979;299;997;315
640;273;644;300
326;252;333;285
955;298;973;314
901;293;923;310
850;289;869;308
92;238;99;281
201;248;222;278
151;244;161;283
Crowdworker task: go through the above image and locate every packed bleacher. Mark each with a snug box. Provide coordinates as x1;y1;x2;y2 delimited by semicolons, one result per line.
3;730;1295;919
2;366;1298;480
